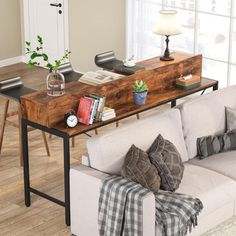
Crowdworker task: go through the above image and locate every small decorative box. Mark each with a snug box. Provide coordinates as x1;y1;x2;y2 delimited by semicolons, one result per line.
176;75;201;90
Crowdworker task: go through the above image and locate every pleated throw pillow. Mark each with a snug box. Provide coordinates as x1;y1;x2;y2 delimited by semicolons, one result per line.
148;134;184;192
121;144;161;194
197;129;236;159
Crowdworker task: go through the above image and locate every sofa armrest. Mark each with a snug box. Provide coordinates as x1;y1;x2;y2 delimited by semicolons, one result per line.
70;165;156;236
81;153;90;166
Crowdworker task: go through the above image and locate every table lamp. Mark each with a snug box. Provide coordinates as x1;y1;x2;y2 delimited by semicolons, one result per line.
154;10;182;61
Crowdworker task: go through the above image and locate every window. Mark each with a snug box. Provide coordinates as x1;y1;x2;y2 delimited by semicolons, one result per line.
127;0;236;88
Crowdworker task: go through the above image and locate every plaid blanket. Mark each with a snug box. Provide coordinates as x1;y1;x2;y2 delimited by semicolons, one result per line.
98;176;203;236
155;191;203;236
98;175;149;236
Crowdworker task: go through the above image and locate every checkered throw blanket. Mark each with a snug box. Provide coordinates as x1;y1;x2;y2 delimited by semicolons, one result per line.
98;175;150;236
155;191;203;236
99;176;203;236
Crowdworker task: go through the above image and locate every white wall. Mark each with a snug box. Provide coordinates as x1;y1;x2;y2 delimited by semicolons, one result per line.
0;0;126;71
0;0;22;61
68;0;126;72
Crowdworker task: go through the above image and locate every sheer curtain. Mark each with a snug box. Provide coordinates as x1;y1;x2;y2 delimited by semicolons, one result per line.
126;0;236;88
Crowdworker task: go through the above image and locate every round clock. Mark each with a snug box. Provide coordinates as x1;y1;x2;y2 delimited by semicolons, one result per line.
64;110;78;128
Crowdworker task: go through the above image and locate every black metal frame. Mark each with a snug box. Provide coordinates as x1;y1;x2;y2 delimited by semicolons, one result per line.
21;79;218;227
22;119;71;226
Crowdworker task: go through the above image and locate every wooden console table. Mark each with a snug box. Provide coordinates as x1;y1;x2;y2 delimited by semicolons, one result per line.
20;52;218;226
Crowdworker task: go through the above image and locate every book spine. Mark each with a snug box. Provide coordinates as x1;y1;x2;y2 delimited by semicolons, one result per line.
101;113;116;121
102;111;116;117
88;94;105;121
77;98;93;125
89;100;99;124
88;100;95;125
99;97;106;121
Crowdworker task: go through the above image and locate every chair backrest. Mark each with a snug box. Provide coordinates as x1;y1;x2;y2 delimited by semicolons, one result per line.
0;77;23;92
0;77;36;101
58;62;73;74
94;51;116;67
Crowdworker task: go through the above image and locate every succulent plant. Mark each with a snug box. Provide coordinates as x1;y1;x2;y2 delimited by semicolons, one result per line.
133;80;148;93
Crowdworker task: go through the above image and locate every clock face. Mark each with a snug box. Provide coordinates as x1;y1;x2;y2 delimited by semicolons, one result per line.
66;115;78;128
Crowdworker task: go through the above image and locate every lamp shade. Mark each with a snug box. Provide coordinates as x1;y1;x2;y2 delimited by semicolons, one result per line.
154;10;182;36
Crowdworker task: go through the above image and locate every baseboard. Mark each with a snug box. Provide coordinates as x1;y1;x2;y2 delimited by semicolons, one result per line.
0;56;24;68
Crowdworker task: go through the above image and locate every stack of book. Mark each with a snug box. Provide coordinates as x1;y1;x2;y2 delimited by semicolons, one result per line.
77;95;116;125
176;74;201;90
77;94;105;125
79;70;123;86
101;107;116;121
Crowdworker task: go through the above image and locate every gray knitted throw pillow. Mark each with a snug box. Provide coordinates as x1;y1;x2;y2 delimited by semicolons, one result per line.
197;130;236;159
121;144;161;194
148;134;184;192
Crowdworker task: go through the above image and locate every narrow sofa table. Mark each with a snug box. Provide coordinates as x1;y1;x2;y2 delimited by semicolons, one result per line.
20;52;218;226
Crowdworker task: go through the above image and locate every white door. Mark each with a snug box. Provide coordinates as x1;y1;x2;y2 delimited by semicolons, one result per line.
23;0;69;63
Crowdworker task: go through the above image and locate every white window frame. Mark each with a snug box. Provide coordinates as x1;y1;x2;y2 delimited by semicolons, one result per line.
126;0;236;87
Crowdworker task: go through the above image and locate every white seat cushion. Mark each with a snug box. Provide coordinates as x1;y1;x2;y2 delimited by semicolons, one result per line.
178;85;236;159
176;164;236;217
87;109;188;174
189;151;236;180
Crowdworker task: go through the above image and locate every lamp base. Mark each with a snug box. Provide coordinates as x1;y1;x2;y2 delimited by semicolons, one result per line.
160;55;174;61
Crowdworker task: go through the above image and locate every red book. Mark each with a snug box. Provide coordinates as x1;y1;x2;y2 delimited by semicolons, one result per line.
77;97;94;125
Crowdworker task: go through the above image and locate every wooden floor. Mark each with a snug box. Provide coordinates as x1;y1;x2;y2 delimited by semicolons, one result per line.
0;63;171;235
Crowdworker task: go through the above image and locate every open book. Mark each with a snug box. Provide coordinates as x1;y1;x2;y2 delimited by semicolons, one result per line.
79;70;123;86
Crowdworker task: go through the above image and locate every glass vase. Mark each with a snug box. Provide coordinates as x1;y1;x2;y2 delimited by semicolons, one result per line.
46;70;65;97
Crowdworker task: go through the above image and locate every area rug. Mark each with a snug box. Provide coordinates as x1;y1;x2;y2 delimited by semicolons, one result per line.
203;217;236;236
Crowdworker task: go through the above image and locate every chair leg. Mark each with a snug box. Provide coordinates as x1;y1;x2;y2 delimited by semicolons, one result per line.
136;113;140;120
49;134;52;139
17;103;24;166
0;99;9;156
116;121;119;128
42;132;50;156
95;129;98;135
72;137;75;147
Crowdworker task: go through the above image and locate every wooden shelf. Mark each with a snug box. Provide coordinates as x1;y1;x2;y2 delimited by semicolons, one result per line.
52;77;217;137
21;52;204;129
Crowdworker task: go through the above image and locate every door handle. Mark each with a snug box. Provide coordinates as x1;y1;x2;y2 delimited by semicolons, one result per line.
50;3;62;7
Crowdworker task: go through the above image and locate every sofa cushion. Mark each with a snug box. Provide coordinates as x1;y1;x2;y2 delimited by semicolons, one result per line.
226;106;236;131
121;145;161;194
178;85;236;159
176;164;236;217
87;109;188;174
148;134;184;191
189;151;236;181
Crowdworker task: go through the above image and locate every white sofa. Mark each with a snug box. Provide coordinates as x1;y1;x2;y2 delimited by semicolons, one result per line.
70;85;236;236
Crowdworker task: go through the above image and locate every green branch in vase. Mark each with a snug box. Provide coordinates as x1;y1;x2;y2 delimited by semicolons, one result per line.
25;35;71;71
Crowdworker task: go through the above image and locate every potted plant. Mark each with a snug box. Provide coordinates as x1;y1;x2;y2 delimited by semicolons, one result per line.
132;80;148;105
26;35;71;97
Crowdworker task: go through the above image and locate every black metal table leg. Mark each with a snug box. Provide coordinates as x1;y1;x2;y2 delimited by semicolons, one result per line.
213;82;219;91
63;135;71;226
22;119;31;207
171;100;176;108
